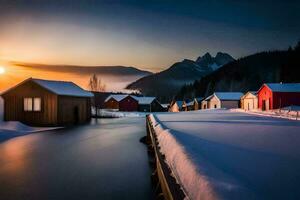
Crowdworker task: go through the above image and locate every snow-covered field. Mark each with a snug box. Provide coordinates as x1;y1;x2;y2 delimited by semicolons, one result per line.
0;121;61;142
149;109;300;199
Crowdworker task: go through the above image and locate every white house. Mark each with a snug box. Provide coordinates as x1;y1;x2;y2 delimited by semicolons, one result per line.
241;91;258;111
202;92;243;109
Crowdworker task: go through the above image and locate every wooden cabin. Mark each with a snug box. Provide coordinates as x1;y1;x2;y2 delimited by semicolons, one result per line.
1;78;93;126
119;95;139;111
104;94;128;110
202;92;243;109
201;99;209;109
169;100;187;112
186;101;194;111
193;97;204;110
257;83;300;110
241;92;258;111
133;97;164;112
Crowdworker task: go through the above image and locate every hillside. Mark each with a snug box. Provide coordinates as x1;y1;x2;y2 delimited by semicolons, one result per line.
126;52;234;102
1;62;153;92
12;62;152;77
176;43;300;99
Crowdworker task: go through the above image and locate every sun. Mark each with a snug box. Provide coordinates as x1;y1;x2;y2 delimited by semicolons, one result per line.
0;66;5;74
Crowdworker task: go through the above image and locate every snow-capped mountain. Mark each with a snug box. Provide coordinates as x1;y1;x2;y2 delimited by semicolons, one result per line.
126;52;235;102
196;52;235;71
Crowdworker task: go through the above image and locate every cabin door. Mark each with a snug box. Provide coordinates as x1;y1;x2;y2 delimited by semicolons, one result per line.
265;99;270;110
262;100;266;111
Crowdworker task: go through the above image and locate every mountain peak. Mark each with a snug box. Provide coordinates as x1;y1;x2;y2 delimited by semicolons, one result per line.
195;52;235;71
203;52;212;58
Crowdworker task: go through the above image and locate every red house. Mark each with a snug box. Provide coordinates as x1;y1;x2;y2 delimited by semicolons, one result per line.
119;95;139;111
257;83;300;110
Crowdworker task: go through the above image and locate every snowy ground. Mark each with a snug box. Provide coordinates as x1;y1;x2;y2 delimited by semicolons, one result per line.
149;109;300;200
0;121;62;142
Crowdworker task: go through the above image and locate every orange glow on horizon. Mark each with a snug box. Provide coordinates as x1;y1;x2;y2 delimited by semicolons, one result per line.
0;66;5;74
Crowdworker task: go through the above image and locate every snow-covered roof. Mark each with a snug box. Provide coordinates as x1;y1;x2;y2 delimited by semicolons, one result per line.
265;83;300;92
175;101;185;108
186;101;194;106
104;94;128;102
1;78;93;97
204;94;214;101
214;92;243;100
132;96;156;105
161;104;169;108
32;79;94;97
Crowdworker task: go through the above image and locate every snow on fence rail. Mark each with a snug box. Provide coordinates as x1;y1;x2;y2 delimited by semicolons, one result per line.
148;114;216;200
149;109;300;199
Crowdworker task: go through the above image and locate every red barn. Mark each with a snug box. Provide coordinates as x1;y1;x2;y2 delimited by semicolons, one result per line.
104;94;128;110
119;96;139;111
257;83;300;110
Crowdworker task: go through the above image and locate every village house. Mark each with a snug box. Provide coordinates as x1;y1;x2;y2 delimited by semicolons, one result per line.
104;94;128;110
201;92;243;109
186;101;194;111
133;97;164;112
169;100;187;112
119;95;139;111
201;98;209;109
257;83;300;110
1;78;93;126
193;97;204;110
241;91;258;111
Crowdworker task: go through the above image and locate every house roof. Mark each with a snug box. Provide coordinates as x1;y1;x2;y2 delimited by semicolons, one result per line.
265;83;300;92
104;94;128;102
241;91;257;99
214;92;243;100
1;78;93;97
175;101;185;108
161;104;169;108
205;92;243;101
204;94;214;101
33;79;94;97
186;101;194;106
133;96;156;105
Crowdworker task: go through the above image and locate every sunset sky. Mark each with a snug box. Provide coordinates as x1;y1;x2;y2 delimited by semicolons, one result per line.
0;0;299;91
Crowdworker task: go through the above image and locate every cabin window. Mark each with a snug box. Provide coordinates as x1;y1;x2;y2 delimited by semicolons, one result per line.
23;97;42;112
33;98;42;111
24;98;33;111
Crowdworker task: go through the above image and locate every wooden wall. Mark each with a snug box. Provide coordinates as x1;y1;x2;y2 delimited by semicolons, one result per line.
119;96;138;111
58;96;91;125
1;81;58;126
104;98;119;110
